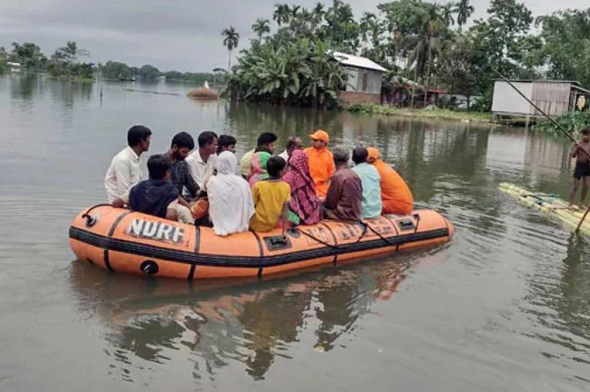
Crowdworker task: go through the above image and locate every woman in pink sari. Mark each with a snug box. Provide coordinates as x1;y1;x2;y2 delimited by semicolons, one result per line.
282;150;321;225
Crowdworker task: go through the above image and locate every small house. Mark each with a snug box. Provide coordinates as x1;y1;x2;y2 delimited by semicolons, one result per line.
7;62;21;73
382;76;445;108
491;80;590;120
332;51;387;106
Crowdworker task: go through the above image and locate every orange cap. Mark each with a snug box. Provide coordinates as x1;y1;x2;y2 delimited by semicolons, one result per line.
309;130;329;143
367;147;380;160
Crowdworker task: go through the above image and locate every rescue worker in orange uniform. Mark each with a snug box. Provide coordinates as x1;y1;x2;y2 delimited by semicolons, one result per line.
304;130;335;199
367;147;414;215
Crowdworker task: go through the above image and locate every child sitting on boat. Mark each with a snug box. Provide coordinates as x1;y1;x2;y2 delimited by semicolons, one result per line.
249;156;291;233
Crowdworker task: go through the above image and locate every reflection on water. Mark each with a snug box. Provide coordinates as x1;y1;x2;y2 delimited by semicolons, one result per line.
2;76;590;391
69;254;412;382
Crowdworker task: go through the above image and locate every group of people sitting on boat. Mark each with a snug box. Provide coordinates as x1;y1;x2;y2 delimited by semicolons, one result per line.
104;125;414;236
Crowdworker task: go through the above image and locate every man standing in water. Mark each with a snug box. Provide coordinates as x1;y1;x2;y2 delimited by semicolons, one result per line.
569;128;590;208
105;125;151;203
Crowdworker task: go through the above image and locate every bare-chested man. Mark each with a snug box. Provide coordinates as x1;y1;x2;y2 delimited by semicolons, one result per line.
569;128;590;208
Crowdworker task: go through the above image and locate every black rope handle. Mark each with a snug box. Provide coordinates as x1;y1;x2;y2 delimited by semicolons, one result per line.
413;213;421;234
296;227;340;249
359;221;398;247
81;203;112;227
295;219;370;250
81;203;112;218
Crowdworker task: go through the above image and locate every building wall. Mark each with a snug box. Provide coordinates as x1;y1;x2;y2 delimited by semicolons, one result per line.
492;80;574;117
531;82;571;116
338;91;381;106
492;81;534;115
345;67;383;95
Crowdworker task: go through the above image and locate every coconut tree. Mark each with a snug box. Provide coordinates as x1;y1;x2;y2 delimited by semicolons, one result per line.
440;3;455;27
222;26;240;72
273;4;291;27
290;5;301;18
324;0;359;51
400;4;444;106
455;0;474;31
312;2;325;23
359;12;376;44
252;18;270;42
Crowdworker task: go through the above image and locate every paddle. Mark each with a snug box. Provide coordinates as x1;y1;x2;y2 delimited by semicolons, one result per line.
494;71;590;232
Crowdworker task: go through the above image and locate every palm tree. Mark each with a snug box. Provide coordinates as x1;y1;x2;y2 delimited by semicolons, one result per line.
400;4;444;106
252;18;270;42
221;27;240;72
359;12;376;44
313;2;325;23
440;3;455;27
291;5;301;18
455;0;474;31
273;4;291;26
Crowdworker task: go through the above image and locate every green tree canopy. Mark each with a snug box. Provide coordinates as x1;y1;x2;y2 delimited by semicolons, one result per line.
9;42;47;69
537;9;590;87
139;64;161;79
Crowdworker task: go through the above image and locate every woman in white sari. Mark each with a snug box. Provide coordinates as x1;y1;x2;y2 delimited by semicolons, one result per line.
207;151;255;236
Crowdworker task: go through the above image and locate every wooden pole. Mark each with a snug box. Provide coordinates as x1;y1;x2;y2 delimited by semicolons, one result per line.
495;70;590;231
576;205;590;233
494;70;588;155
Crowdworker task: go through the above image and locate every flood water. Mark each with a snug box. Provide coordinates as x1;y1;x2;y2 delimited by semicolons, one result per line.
1;74;589;391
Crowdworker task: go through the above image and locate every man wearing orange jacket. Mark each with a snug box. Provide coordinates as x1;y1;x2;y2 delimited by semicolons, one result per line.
304;130;335;199
367;147;414;215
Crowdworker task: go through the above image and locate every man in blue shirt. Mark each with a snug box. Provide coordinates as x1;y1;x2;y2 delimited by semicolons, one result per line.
351;147;382;219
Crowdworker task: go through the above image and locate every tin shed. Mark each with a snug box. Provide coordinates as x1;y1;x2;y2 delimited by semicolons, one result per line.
492;80;590;118
332;51;387;106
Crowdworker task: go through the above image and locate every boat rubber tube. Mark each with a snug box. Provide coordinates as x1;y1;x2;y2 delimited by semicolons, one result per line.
69;205;454;280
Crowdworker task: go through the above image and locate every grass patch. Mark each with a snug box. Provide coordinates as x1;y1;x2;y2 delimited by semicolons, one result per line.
345;103;492;124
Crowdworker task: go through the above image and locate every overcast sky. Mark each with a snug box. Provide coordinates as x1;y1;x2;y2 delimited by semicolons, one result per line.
0;0;586;72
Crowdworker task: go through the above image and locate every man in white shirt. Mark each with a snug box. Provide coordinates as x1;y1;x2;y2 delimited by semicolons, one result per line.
278;136;303;162
104;125;152;203
186;131;218;191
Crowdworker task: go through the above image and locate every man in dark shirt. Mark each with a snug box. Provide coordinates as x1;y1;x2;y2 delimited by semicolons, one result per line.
113;154;181;220
166;132;200;200
324;147;362;221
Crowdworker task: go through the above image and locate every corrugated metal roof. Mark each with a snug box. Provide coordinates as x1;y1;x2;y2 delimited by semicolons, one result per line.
493;79;581;86
332;51;387;73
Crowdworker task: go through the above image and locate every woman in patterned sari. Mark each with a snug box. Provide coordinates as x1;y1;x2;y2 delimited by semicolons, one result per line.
282;150;321;225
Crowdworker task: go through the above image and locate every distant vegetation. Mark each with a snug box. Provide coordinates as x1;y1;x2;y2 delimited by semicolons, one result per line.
1;0;589;110
347;103;492;123
222;0;590;110
0;41;226;85
537;111;590;136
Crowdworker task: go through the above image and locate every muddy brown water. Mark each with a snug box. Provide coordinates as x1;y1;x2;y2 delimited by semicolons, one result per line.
1;74;589;391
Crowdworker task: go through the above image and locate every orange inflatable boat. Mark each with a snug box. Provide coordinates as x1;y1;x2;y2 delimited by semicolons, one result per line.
69;205;454;280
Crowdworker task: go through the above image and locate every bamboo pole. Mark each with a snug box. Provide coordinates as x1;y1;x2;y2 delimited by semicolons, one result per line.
494;70;590;232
